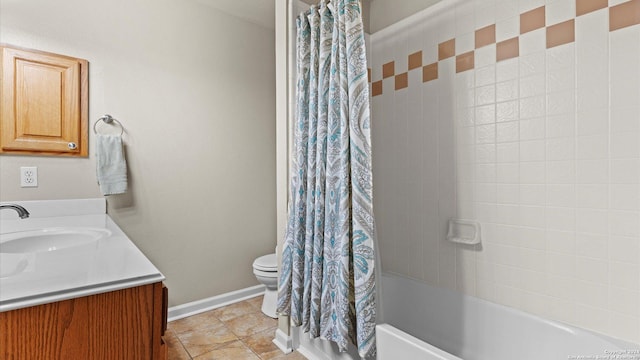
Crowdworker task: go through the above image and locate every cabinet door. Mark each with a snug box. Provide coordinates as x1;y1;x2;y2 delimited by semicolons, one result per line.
1;45;88;156
0;284;158;360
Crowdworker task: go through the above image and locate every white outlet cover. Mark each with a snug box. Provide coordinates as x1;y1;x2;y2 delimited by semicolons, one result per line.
20;166;38;187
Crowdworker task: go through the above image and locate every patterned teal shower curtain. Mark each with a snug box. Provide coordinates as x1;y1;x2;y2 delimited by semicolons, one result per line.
277;0;376;358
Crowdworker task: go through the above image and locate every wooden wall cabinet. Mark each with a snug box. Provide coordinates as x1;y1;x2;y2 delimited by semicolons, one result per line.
0;283;168;360
0;44;88;156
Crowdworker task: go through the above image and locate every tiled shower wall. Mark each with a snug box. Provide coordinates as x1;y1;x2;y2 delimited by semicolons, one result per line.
370;0;640;343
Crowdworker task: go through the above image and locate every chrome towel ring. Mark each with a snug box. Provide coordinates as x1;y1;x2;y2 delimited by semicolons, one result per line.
93;114;124;136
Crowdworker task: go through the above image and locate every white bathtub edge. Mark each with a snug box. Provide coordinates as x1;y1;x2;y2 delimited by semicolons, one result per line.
377;323;463;360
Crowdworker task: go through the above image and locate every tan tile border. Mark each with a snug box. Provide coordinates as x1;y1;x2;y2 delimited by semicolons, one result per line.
520;6;546;34
395;72;408;90
408;51;423;70
576;0;608;17
475;24;496;49
456;51;475;73
547;19;575;49
438;39;456;60
610;0;640;32
496;37;519;62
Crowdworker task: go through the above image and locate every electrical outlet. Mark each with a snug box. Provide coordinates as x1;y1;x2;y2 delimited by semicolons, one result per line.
20;166;38;187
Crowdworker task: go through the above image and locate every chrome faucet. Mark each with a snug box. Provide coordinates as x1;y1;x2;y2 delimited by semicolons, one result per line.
0;203;30;219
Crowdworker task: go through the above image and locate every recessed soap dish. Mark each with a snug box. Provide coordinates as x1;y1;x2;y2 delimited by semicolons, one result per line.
446;219;481;245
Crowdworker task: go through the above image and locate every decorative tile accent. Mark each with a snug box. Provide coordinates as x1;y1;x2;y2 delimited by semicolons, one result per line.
383;61;395;78
520;6;546;34
496;37;519;62
610;0;640;31
371;0;639;95
547;19;575;48
395;72;408;90
367;68;371;83
456;51;475;73
423;63;438;83
372;80;383;96
438;39;456;60
475;24;496;49
408;51;423;70
576;0;608;16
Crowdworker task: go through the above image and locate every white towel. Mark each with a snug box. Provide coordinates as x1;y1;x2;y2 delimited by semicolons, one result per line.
96;134;128;195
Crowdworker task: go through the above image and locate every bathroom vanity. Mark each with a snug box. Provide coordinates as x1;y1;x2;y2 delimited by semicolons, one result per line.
0;199;167;360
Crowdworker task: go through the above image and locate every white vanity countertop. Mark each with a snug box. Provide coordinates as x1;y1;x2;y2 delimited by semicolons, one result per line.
0;198;165;312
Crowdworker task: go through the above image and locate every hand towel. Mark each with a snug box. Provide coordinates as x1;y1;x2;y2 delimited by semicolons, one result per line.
96;134;128;195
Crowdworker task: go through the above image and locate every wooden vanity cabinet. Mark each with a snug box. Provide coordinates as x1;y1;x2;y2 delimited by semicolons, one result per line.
0;282;168;360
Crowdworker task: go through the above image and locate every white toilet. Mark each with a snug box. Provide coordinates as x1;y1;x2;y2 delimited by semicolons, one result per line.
252;253;278;318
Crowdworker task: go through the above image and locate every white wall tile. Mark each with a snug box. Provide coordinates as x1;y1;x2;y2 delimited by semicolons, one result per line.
519;31;546;56
576;233;608;260
611;184;640;211
576;135;608;160
547;230;575;254
545;0;574;26
518;0;544;13
546;113;575;138
576;184;608;209
520;117;545;140
520;95;546;119
475;44;497;68
475;104;496;125
519;52;546;77
546;207;576;232
495;16;519;42
520;161;546;183
611;107;640;134
576;160;608;184
497;121;519;142
546;184;575;207
496;57;519;82
495;0;520;21
370;0;640;344
610;262;640;291
497;162;519;183
610;236;640;264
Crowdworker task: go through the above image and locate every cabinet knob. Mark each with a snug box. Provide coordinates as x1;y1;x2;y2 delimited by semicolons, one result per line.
68;142;77;150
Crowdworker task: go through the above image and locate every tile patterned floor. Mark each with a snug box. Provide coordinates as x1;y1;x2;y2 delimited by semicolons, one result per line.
166;296;307;360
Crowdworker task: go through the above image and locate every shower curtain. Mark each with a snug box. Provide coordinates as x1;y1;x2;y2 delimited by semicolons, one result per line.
277;0;376;358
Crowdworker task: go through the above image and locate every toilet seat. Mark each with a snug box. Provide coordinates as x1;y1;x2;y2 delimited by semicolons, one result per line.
253;253;277;272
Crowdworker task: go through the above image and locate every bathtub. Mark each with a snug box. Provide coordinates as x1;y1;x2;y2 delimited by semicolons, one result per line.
377;273;640;360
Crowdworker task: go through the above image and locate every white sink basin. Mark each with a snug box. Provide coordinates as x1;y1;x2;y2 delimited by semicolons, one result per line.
0;228;112;253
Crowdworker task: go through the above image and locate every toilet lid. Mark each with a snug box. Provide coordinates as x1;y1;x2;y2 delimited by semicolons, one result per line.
253;254;277;272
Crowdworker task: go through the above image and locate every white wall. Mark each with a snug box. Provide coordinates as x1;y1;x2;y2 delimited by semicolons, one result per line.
371;0;640;344
0;0;276;306
369;0;443;33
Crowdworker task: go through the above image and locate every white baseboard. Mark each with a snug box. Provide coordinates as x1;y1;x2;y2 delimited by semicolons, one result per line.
167;285;265;322
272;328;296;354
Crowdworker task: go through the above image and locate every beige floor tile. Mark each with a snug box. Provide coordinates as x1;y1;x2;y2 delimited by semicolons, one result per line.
169;310;223;335
242;328;282;359
224;312;278;338
212;300;259;322
177;321;238;358
164;329;192;360
193;340;260;360
246;295;264;310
